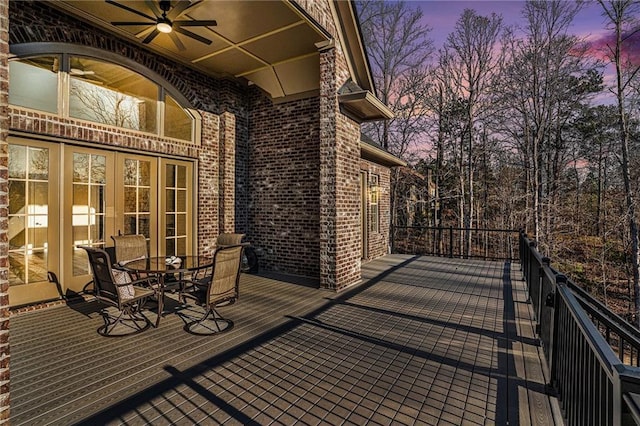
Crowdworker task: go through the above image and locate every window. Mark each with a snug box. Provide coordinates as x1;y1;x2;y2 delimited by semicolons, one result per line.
69;57;158;133
370;175;380;233
164;95;193;141
9;56;59;113
9;53;198;143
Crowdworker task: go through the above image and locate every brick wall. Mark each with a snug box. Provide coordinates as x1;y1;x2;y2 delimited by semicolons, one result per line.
0;0;9;421
361;160;391;260
248;89;321;277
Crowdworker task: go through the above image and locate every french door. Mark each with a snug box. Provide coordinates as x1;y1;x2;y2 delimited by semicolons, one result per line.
8;137;195;305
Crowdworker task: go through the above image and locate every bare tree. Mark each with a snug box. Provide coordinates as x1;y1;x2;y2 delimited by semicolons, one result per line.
497;0;592;249
597;0;640;325
438;9;503;255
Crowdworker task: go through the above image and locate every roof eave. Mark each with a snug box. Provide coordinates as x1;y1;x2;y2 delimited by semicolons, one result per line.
360;142;406;167
339;91;394;123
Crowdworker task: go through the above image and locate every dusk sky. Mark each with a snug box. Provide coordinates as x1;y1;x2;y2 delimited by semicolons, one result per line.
417;1;607;50
413;1;640;103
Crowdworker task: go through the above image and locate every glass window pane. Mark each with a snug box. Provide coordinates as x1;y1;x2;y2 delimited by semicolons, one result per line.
9;223;25;250
91;155;106;184
124;159;137;186
9;181;25;215
73;247;89;276
139;215;150;238
9;253;26;286
30;182;48;206
138;188;150;212
177;166;186;188
166;239;175;256
73;225;88;245
28;251;48;282
90;186;105;214
166;214;175;237
69;57;158;133
177;237;186;255
29;227;48;249
177;190;186;212
73;184;88;206
176;214;186;236
73;153;89;183
29;148;49;180
124;215;136;235
166;189;175;212
139;161;151;186
9;145;26;179
124;188;137;213
166;164;176;187
9;57;59;113
164;95;192;141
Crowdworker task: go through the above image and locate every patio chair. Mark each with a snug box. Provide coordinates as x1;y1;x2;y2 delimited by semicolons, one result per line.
111;234;169;288
111;234;147;270
180;244;245;335
216;233;245;247
79;245;156;337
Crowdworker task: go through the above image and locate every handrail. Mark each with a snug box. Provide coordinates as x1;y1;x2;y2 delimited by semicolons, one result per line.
520;231;640;425
393;226;519;260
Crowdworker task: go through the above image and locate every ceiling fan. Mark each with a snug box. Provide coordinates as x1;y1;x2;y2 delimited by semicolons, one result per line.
106;0;217;50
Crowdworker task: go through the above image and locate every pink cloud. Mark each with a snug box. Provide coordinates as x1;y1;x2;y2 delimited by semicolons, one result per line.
584;28;640;66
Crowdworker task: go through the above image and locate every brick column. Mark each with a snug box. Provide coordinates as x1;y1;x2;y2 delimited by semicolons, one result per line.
0;0;10;421
319;46;362;291
198;112;220;255
219;111;236;234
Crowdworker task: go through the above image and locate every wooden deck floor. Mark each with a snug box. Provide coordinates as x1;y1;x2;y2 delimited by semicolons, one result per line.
9;255;562;425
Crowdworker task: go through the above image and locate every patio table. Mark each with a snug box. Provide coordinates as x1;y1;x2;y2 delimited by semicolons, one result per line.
118;256;213;327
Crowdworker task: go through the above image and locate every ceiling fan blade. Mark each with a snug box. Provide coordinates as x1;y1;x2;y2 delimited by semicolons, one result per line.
135;26;156;38
173;26;212;45
174;20;218;27
111;21;154;26
168;32;186;51
142;28;161;44
105;0;156;21
144;0;162;18
167;0;199;21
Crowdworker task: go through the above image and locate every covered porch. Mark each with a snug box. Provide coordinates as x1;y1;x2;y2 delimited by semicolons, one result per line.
10;254;560;424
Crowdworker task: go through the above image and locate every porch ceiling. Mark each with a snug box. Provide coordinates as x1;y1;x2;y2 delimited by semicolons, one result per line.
51;0;331;100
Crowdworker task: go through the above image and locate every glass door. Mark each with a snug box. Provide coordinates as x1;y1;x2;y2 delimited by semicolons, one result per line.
11;141;194;306
160;159;194;257
8;138;60;306
64;147;115;292
115;154;158;256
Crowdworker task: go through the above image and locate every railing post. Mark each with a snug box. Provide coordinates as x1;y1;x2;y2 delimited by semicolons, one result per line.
449;226;453;258
548;273;566;391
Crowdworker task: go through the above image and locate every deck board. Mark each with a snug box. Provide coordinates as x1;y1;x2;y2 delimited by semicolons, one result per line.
9;255;561;425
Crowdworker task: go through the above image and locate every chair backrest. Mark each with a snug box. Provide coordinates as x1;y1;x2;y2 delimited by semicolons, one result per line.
111;234;147;264
78;246;119;302
207;244;244;306
216;233;245;247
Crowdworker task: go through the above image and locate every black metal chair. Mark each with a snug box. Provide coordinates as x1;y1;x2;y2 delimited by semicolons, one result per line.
79;245;157;337
180;244;245;335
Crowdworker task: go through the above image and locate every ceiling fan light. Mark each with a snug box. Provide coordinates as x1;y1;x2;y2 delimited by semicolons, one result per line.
157;22;172;33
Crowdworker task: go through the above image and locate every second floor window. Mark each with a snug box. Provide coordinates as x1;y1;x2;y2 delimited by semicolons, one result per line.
9;53;198;143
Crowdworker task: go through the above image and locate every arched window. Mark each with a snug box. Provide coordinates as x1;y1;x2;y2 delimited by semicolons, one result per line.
9;52;198;143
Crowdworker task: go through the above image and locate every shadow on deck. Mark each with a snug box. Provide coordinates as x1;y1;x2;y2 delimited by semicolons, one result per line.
9;255;561;425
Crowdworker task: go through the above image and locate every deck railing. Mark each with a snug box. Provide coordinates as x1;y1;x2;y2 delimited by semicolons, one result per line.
520;231;640;425
393;226;519;260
